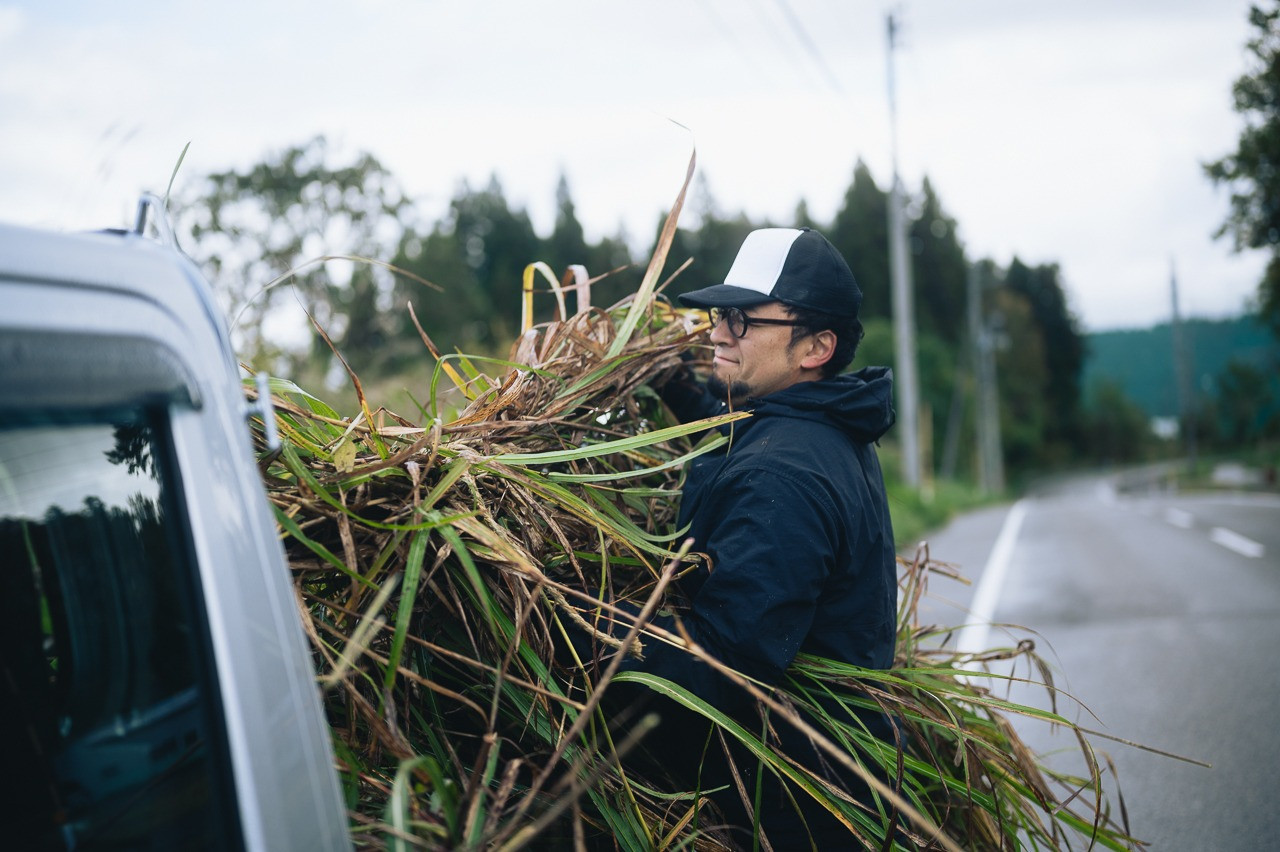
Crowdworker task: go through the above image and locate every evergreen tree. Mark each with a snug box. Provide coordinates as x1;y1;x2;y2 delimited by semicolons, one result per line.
546;173;590;276
793;198;819;230
688;211;757;292
448;176;542;343
543;174;638;313
909;178;968;346
390;226;495;359
1084;380;1153;465
582;226;636;310
651;175;756;302
1004;258;1086;459
829;160;890;324
655;213;701;299
991;283;1050;472
1205;1;1280;335
1215;358;1280;444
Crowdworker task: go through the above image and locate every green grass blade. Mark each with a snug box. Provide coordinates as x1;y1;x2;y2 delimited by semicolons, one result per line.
388;754;456;850
383;530;429;692
491;412;746;466
547;434;728;483
607;145;695;358
612;671;851;822
272;505;377;590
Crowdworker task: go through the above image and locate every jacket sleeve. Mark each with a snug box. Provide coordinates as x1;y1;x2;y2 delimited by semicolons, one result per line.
628;464;838;710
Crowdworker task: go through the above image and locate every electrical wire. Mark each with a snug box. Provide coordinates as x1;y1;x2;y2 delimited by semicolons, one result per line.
771;0;850;99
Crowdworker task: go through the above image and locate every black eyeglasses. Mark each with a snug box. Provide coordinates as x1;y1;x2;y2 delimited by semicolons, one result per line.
709;306;808;339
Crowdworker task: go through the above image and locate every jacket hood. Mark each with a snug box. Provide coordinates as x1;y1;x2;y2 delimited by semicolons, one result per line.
749;366;895;443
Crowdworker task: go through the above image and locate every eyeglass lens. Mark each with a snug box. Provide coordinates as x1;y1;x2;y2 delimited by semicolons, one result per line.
711;307;747;338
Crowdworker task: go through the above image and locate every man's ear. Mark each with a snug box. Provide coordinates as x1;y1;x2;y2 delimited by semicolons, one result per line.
799;329;837;371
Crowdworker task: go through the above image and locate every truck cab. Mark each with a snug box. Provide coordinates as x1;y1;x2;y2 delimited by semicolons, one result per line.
0;199;350;851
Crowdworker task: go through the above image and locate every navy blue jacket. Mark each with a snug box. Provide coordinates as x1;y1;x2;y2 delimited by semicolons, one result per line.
631;367;898;710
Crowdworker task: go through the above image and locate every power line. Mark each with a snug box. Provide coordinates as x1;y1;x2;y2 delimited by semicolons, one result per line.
771;0;850;99
741;0;825;90
695;0;774;86
699;0;851;102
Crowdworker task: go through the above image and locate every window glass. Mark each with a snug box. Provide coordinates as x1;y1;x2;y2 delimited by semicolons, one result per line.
0;411;238;851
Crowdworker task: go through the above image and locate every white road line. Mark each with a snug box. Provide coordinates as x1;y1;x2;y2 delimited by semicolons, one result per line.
1164;508;1194;529
956;499;1029;656
1209;527;1265;559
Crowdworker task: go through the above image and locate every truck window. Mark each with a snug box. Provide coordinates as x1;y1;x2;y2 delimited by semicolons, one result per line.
0;408;241;851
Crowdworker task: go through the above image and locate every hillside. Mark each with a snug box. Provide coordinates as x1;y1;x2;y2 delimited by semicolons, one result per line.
1083;315;1277;417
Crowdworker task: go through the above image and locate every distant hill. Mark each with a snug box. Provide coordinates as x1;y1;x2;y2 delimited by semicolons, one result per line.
1083;315;1278;417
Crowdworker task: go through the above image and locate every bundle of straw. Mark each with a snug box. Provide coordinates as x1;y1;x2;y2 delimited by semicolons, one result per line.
249;157;1145;851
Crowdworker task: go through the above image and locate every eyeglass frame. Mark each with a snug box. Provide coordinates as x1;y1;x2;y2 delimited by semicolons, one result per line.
709;305;811;339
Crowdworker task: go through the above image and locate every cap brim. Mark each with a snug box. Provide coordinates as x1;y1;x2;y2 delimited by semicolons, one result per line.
677;284;775;310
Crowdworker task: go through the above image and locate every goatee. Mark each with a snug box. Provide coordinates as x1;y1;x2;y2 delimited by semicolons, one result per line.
707;374;751;403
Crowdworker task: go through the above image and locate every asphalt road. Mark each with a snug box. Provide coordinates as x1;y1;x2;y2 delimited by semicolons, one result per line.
906;470;1280;850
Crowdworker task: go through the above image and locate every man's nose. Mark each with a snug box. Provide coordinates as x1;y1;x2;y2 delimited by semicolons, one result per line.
709;316;735;344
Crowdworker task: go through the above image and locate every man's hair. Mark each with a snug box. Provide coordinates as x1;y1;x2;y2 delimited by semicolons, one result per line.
784;305;864;378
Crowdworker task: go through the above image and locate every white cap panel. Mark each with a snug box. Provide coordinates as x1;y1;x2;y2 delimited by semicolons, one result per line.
722;228;804;297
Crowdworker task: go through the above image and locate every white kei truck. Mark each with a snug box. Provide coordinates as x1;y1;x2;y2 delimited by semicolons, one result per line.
0;196;352;851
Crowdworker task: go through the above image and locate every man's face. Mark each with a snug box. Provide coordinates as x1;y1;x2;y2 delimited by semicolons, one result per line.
706;302;809;402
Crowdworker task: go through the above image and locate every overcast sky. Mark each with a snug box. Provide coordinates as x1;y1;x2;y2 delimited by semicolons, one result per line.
0;0;1268;332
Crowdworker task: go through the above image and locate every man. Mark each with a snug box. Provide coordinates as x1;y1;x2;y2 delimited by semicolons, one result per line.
619;227;899;848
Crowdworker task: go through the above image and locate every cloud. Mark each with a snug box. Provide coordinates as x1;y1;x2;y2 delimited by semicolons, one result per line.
0;6;23;42
0;0;1267;330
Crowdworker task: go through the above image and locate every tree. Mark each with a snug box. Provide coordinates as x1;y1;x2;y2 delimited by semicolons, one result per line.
546;173;590;277
792;198;819;231
173;136;410;372
1205;1;1280;335
1004;258;1086;457
1214;358;1280;444
829;160;891;324
545;174;637;312
991;284;1050;473
581;226;636;310
909;178;968;347
1083;380;1153;466
652;175;756;304
445;175;542;344
390;226;496;360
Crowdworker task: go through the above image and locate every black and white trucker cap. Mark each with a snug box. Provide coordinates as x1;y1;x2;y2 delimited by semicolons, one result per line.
678;227;862;318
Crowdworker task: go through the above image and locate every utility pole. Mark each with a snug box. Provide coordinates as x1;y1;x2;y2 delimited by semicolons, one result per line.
968;263;1004;493
1170;257;1197;474
886;10;922;488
